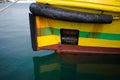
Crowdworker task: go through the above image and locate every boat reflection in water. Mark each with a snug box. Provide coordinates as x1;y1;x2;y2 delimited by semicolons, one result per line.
33;52;120;80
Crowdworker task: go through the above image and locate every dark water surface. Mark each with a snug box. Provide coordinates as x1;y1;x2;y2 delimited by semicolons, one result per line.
0;3;54;80
0;3;120;80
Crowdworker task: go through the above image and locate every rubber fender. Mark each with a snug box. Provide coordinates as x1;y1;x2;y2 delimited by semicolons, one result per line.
30;3;113;24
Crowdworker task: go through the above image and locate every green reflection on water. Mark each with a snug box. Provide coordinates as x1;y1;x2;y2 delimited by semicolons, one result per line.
33;53;120;80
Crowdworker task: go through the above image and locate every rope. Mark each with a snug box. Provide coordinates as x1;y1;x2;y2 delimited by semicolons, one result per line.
0;0;20;13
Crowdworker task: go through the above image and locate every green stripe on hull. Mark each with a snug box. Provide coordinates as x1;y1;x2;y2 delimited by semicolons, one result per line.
79;32;120;40
37;27;60;36
37;27;120;41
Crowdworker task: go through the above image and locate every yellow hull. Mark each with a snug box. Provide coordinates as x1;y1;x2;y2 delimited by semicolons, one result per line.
36;0;120;12
29;0;120;53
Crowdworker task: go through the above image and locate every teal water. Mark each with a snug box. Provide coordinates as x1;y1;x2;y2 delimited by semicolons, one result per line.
0;3;120;80
0;3;54;80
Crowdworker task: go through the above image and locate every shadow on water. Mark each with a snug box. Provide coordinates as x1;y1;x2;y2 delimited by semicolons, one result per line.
33;52;120;80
